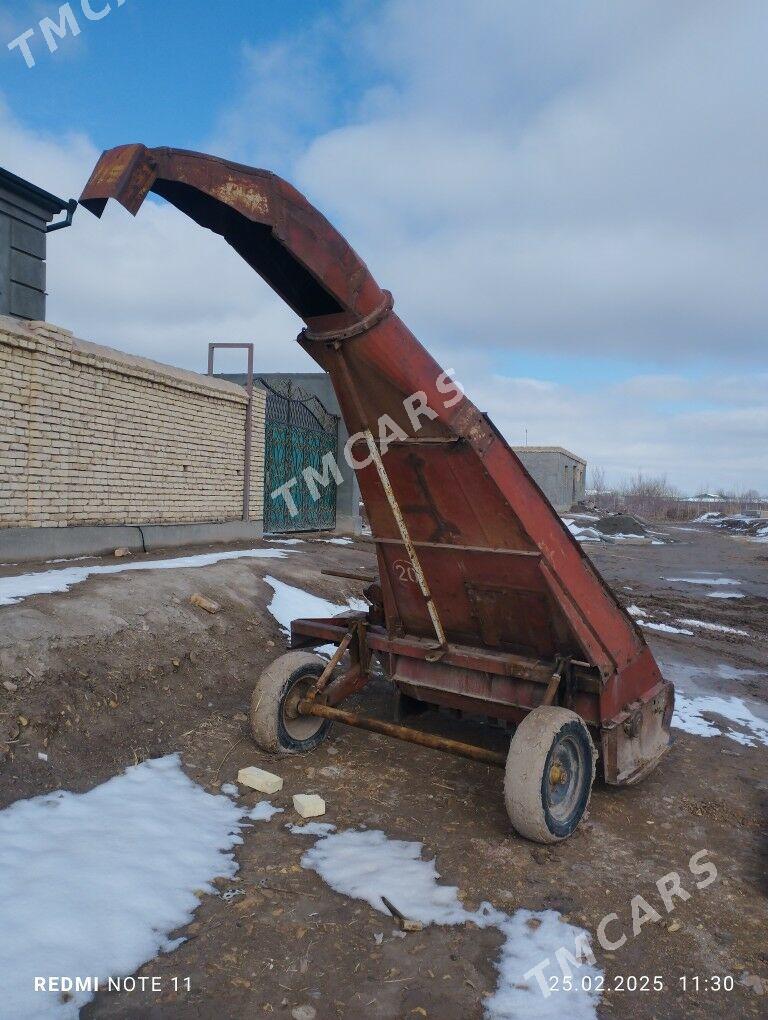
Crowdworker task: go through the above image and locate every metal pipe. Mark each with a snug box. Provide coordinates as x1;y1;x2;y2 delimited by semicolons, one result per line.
298;699;507;767
321;567;377;583
306;628;355;703
47;198;77;233
363;429;447;648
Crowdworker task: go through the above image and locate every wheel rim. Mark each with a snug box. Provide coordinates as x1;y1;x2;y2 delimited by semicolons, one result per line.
545;733;586;826
280;674;325;742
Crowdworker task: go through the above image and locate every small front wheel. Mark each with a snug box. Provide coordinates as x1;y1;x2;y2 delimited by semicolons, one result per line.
504;707;596;843
250;651;332;754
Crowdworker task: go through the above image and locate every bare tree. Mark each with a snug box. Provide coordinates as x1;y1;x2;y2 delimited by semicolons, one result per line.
619;472;683;520
590;465;607;495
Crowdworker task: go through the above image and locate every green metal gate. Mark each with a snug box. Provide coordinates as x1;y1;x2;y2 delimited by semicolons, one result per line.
260;378;339;533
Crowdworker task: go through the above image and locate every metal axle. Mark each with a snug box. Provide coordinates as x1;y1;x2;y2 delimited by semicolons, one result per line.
297;699;507;767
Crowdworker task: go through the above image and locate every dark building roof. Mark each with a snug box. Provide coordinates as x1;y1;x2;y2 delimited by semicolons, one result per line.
0;167;69;218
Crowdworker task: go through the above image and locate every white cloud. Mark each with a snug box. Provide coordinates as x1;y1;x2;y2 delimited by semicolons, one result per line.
292;0;767;363
0;99;308;375
1;0;766;491
448;349;766;492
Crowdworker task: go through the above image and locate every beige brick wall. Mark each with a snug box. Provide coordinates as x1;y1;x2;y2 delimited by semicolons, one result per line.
0;316;265;529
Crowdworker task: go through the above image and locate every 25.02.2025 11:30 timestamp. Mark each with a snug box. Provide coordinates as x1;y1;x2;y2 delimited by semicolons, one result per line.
545;974;735;993
679;975;734;993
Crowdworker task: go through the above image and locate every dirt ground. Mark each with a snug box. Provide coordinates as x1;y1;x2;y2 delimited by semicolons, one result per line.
0;525;766;1019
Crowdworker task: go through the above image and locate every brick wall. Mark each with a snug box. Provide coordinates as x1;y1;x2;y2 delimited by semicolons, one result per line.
0;316;265;529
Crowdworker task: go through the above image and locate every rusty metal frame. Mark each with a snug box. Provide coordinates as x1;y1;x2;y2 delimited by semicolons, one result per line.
297;699;507;767
79;144;675;787
207;342;254;522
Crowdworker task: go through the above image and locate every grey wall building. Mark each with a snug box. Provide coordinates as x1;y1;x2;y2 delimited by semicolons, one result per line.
512;446;586;511
220;370;361;535
0;168;73;321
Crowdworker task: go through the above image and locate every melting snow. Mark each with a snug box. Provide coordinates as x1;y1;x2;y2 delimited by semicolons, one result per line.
626;604;646;618
0;548;289;607
300;828;601;1019
287;821;337;837
674;693;768;747
263;575;367;635
563;519;602;543
639;620;693;635
0;754;244;1020
248;801;284;822
665;576;741;586
676;619;749;636
707;591;744;599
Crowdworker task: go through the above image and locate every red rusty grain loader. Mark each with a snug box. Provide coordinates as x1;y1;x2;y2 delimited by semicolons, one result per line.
81;146;674;843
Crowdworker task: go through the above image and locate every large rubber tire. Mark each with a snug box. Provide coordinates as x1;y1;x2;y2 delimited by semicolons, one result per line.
504;706;596;844
250;651;332;754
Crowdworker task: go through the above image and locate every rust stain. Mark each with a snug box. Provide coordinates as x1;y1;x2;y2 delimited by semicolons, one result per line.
210;180;269;218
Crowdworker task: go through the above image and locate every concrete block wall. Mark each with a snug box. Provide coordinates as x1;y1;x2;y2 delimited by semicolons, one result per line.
512;446;587;511
0;315;265;530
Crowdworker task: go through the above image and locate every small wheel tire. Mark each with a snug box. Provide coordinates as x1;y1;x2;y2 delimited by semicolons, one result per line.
504;706;596;844
250;651;332;754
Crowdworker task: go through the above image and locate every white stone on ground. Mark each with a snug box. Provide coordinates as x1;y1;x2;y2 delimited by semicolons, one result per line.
293;793;326;818
237;766;283;794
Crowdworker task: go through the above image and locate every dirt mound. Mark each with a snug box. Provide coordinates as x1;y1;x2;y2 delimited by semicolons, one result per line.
593;514;647;537
696;512;768;538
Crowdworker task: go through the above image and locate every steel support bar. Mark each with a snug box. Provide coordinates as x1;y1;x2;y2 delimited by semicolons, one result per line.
321;568;378;583
297;699;507;767
306;628;355;703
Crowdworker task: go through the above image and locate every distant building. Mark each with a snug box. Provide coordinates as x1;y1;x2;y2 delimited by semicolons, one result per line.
512;446;587;511
683;492;722;503
0;167;74;321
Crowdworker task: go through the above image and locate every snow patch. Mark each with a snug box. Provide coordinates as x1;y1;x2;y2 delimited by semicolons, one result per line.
673;693;768;747
676;619;748;637
563;519;603;543
639;620;693;635
626;604;646;618
665;576;741;586
0;548;289;607
707;591;745;600
300;828;601;1019
287;821;337;837
248;801;284;822
0;754;244;1020
263;575;367;635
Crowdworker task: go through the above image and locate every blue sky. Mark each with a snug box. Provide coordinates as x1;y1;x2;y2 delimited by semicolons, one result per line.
2;1;351;148
1;0;766;491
